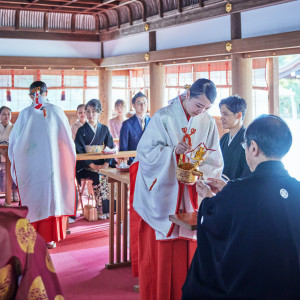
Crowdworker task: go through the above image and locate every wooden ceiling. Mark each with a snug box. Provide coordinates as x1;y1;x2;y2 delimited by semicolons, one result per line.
0;0;296;42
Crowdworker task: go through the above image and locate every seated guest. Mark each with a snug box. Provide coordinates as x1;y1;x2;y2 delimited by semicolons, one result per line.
182;115;300;299
0;106;13;143
71;104;86;141
0;206;64;299
8;81;76;249
75;99;114;219
109;99;126;139
0;106;14;198
119;92;150;165
219;95;250;180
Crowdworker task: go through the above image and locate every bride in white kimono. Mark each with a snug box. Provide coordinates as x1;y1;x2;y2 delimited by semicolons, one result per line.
130;78;223;300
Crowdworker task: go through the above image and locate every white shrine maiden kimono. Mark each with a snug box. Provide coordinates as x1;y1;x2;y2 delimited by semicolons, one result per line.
133;96;223;240
8;102;76;223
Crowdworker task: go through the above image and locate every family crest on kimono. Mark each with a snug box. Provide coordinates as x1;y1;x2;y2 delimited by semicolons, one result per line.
8;81;76;249
130;79;223;300
219;95;251;180
119;92;150;165
75;99;114;219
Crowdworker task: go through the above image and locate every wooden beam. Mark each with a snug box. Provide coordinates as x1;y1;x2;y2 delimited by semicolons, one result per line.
231;12;241;40
71;14;76;32
101;41;104;59
136;0;146;22
99;0;293;41
243;48;300;58
157;0;163;18
0;57;101;68
231;30;300;53
113;9;120;29
94;14;100;32
15;9;20;30
0;29;99;41
125;5;133;25
149;31;156;52
100;30;300;67
177;0;182;13
44;12;48;32
100;12;110;31
267;57;279;115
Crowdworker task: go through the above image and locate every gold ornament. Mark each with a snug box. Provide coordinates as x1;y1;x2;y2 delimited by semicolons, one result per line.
0;265;12;299
15;218;37;254
28;276;48;300
226;42;232;52
144;23;149;31
184;84;191;90
226;2;232;13
54;295;65;300
45;251;56;273
144;53;150;61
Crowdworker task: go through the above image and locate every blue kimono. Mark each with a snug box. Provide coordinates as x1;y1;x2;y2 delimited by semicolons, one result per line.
182;161;300;299
119;114;151;164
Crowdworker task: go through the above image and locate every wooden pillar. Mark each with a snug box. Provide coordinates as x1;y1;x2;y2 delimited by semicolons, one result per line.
267;57;279;115
99;68;112;125
231;54;253;126
149;62;165;116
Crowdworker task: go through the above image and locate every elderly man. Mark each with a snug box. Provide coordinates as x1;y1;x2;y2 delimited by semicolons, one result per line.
182;114;300;299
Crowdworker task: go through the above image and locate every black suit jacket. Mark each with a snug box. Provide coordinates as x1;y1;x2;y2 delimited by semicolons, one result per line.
182;161;300;299
119;114;151;164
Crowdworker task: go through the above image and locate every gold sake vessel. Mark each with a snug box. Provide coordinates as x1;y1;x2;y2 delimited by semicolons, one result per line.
176;143;211;185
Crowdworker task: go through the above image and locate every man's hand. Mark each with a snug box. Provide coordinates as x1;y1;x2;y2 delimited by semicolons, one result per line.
206;178;227;194
196;181;214;198
175;141;192;155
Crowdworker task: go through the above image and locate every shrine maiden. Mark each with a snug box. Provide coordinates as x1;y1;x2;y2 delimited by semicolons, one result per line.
8;81;76;247
131;79;223;300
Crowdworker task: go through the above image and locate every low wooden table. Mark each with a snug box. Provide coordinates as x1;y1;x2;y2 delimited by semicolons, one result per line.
100;168;131;269
169;212;198;231
76;150;136;161
0;145;12;205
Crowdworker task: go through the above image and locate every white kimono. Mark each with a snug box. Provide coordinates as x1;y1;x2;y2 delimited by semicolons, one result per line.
8;102;76;223
133;97;223;240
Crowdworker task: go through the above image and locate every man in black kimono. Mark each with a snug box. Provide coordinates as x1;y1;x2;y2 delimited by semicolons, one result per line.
219;95;250;180
182;114;300;300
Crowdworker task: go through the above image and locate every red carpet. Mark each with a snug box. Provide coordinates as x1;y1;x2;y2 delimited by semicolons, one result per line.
49;217;139;300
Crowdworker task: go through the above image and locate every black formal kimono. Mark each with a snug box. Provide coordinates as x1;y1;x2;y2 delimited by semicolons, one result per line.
220;126;250;180
75;122;114;213
182;161;300;300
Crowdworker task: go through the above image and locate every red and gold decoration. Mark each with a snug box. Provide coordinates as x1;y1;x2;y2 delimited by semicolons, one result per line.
15;218;37;254
177;128;216;184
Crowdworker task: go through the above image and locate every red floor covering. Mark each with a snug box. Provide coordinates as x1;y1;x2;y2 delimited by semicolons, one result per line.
49;217;139;300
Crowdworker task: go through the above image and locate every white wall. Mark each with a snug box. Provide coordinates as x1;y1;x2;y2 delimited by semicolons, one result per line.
242;0;300;38
156;16;231;50
0;38;101;58
103;32;149;57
